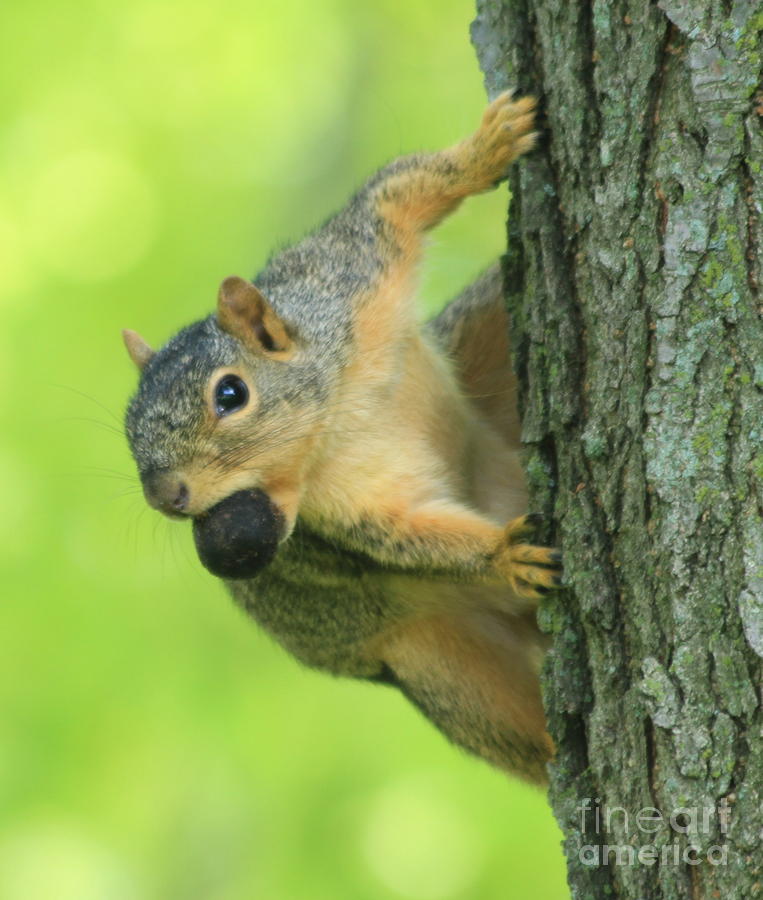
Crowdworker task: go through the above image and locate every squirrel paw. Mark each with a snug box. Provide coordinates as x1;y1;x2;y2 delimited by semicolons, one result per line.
460;92;537;189
494;514;562;600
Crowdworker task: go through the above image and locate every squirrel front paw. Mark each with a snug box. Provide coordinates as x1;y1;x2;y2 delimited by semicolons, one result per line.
457;92;538;190
493;514;562;600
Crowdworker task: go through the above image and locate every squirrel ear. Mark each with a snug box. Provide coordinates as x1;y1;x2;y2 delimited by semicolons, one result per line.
217;276;293;356
122;329;155;370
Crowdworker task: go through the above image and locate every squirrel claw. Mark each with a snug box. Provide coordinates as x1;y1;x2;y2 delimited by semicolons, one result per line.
495;514;563;600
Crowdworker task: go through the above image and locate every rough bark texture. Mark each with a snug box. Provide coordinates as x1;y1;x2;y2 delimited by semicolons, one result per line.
472;1;763;897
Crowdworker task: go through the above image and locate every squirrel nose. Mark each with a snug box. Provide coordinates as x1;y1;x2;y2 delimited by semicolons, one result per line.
142;469;190;518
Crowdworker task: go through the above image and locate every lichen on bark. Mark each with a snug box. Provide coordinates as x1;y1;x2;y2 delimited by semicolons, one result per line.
472;1;763;897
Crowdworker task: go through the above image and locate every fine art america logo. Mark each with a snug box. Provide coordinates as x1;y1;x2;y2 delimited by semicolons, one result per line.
577;798;730;867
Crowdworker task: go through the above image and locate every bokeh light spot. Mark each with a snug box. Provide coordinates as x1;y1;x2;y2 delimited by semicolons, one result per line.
0;822;138;900
0;209;34;302
362;774;483;899
25;150;158;283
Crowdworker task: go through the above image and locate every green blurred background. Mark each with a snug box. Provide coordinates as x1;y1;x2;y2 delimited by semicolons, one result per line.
0;1;567;897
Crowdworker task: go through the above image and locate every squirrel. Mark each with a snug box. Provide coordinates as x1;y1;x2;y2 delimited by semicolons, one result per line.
123;92;562;784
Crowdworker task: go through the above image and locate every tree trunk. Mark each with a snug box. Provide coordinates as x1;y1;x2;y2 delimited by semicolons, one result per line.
472;1;763;897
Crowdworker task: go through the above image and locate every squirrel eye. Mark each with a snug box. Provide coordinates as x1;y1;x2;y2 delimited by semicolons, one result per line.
214;375;249;417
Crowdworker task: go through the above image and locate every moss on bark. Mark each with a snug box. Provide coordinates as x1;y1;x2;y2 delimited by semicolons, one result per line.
472;1;763;897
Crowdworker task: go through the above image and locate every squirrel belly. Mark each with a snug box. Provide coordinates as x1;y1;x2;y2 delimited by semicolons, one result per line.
123;94;561;783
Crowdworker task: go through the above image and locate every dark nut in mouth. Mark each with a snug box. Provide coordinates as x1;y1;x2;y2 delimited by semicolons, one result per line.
192;489;284;579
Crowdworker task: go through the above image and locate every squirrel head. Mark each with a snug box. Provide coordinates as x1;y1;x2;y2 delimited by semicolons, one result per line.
123;276;327;545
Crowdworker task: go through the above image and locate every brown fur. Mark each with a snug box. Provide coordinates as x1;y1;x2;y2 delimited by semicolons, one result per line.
124;93;561;782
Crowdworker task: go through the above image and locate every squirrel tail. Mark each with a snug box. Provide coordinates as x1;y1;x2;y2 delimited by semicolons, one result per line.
426;264;520;446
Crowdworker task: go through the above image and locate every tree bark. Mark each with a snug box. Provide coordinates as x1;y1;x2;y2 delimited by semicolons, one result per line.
472;1;763;897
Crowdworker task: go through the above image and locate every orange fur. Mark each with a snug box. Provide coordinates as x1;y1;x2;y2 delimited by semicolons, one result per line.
126;93;561;782
379;610;552;781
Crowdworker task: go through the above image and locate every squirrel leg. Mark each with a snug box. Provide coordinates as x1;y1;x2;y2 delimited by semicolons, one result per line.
338;94;536;359
369;92;537;237
340;501;561;600
377;610;553;783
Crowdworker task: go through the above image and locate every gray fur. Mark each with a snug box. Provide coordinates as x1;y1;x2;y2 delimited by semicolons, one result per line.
125;316;328;477
228;521;402;677
122;125;548;778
